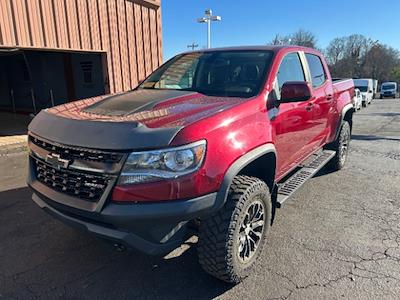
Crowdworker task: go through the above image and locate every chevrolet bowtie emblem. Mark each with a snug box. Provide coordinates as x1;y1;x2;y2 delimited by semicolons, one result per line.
45;153;70;170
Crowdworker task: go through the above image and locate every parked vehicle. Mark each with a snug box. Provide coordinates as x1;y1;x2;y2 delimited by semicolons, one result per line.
27;46;355;283
380;82;397;99
352;88;362;110
354;78;374;106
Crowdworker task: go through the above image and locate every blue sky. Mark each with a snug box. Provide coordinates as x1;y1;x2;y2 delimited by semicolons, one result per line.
162;0;400;60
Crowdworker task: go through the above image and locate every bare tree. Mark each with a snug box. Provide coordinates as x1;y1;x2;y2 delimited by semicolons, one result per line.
268;29;318;49
392;67;400;82
363;44;400;82
270;34;281;45
268;31;400;83
326;34;400;82
290;29;318;48
325;37;346;65
268;33;291;46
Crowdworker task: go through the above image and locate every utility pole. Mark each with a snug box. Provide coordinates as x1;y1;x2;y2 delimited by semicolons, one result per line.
187;43;199;51
197;9;221;49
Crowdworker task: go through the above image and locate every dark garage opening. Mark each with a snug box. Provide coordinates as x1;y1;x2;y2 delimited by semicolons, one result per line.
0;49;107;114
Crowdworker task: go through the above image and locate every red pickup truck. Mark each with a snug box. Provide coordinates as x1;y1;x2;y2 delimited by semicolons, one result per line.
28;46;354;283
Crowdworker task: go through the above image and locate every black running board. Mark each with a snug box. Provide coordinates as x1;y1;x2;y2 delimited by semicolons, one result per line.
276;150;336;207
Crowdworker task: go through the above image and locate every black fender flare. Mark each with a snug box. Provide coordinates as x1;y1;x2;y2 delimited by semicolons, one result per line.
212;143;277;213
334;103;354;141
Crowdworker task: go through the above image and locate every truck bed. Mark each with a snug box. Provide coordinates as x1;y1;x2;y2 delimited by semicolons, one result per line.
332;78;354;94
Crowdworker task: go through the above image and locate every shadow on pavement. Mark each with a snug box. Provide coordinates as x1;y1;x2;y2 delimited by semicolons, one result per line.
0;187;231;299
351;134;400;142
361;112;400;117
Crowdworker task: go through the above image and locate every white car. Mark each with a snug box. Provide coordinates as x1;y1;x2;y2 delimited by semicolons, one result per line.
353;88;362;110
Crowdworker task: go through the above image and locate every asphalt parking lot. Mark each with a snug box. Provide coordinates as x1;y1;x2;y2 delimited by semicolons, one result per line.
1;98;400;300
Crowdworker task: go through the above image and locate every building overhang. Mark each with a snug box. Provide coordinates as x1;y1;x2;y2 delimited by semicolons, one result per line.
132;0;161;9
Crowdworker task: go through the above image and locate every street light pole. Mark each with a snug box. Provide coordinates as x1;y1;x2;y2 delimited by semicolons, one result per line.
207;15;211;48
197;9;221;49
187;43;199;51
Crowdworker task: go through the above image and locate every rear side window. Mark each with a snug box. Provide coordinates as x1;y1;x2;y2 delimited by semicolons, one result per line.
306;54;326;88
276;52;305;89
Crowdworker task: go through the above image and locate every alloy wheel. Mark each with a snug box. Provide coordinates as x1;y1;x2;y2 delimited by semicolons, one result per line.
237;199;265;263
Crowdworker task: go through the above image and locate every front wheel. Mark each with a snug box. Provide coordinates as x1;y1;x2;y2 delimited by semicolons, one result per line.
197;176;271;283
327;121;351;171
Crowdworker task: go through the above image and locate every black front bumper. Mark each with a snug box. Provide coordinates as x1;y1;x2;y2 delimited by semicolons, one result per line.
31;188;218;255
27;134;220;256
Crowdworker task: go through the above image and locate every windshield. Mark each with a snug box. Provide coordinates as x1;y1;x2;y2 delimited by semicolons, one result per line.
139;50;274;98
382;84;396;90
356;86;368;92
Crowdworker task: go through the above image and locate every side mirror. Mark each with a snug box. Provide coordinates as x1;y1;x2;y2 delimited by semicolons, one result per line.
280;82;312;103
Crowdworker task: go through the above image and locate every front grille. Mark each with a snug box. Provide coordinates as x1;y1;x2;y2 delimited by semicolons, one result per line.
29;136;123;163
34;159;109;202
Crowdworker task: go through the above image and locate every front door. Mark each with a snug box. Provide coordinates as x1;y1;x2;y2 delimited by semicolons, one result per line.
270;52;316;179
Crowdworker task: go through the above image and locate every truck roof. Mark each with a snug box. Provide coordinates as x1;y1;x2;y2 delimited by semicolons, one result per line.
182;45;320;55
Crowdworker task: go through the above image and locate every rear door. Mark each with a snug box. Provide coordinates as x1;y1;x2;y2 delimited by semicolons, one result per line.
271;52;317;178
303;52;333;148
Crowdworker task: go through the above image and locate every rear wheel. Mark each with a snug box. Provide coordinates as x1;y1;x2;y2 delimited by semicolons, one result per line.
197;176;271;283
327;121;351;171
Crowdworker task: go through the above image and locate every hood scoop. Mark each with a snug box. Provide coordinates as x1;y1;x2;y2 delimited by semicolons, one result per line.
83;89;196;116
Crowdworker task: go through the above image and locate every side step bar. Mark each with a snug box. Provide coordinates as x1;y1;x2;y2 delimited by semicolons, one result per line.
276;150;336;207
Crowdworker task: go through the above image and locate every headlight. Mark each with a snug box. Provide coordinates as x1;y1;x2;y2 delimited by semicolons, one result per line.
119;140;206;184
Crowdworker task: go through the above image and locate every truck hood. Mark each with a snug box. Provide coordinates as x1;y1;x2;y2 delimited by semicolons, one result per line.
29;89;246;150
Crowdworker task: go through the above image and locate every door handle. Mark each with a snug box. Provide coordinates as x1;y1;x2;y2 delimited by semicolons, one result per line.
326;94;334;101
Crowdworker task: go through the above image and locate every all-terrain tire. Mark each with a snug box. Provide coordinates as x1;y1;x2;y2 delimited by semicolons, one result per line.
327;121;351;171
197;175;271;283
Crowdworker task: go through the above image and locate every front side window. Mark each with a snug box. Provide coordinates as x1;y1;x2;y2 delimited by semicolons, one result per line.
305;53;326;88
276;52;305;90
273;52;305;99
139;50;274;98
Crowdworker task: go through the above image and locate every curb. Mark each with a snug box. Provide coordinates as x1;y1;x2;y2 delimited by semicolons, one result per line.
0;142;28;156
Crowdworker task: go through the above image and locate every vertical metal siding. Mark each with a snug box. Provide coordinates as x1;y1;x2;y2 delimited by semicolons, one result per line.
87;0;101;50
97;0;114;92
26;0;44;47
0;0;163;94
0;0;17;45
77;0;91;50
117;0;131;91
156;7;163;65
125;1;138;88
53;0;70;49
134;3;145;81
141;6;152;76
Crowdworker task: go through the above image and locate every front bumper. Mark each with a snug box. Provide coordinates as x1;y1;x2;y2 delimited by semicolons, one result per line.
31;189;218;255
27;135;220;256
381;93;396;97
